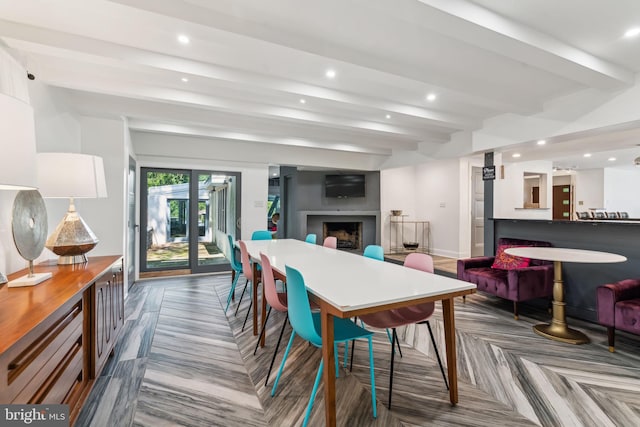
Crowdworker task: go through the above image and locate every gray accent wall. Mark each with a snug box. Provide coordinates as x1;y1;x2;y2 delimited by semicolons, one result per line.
279;168;381;247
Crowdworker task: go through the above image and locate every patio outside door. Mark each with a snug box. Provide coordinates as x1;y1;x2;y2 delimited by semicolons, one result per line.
140;168;241;275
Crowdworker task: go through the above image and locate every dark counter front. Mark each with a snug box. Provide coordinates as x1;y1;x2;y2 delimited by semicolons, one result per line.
492;219;639;323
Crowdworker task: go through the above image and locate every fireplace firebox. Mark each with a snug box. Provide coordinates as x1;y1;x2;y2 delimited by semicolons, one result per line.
323;222;362;250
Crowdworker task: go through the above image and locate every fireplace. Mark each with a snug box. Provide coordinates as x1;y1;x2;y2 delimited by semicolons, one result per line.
323;222;362;250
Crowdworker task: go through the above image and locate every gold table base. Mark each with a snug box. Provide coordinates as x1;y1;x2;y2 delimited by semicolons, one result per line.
533;323;589;344
534;260;590;345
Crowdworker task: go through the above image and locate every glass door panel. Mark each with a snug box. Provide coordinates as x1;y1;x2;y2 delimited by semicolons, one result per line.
191;172;240;273
141;169;190;271
141;168;241;275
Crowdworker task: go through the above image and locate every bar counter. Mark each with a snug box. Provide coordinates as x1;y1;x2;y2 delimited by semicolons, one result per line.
491;218;640;322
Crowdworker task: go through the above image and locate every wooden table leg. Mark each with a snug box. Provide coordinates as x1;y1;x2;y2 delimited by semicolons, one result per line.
321;306;336;427
442;297;458;405
252;262;260;336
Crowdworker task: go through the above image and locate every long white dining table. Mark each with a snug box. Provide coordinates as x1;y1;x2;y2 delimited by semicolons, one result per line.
241;238;476;426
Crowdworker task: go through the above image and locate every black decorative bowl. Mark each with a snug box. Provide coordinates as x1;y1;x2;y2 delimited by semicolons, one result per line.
403;242;419;250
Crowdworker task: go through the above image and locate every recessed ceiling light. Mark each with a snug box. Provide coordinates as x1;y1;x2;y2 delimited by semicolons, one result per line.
177;34;190;44
608;157;617;161
624;27;640;38
385;114;391;119
584;153;592;158
325;69;336;79
299;98;306;104
426;93;437;102
512;153;521;158
537;139;546;145
181;77;189;82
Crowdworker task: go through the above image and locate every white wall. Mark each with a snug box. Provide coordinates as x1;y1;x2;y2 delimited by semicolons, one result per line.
574;169;604;211
414;158;463;258
494;160;553;220
381;158;473;259
78;116;127;259
380;166;416;252
604;168;640;216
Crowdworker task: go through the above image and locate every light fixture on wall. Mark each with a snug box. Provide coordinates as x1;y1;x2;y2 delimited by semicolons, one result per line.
37;153;108;264
634;156;640;166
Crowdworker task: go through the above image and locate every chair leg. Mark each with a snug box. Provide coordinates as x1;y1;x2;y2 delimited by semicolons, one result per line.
388;328;397;409
368;336;377;418
513;301;519;320
385;328;402;358
343;341;349;368
241;297;253;332
225;272;241;312
234;279;249;317
607;327;615;352
349;339;356;371
254;306;272;355
425;320;449;390
303;359;324;427
265;313;289;387
231;270;236;301
394;329;403;358
271;331;296;397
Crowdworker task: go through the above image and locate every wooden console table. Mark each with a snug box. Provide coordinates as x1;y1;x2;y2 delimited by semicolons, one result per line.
0;255;123;425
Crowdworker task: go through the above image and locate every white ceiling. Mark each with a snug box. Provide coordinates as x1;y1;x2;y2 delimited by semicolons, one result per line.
1;0;640;169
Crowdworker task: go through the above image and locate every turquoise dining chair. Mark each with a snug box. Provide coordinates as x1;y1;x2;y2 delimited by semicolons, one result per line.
363;244;384;261
224;234;244;313
271;265;377;426
252;230;273;240
304;233;317;244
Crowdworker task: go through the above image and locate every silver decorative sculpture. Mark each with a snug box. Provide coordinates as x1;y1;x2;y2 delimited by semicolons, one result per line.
8;190;52;287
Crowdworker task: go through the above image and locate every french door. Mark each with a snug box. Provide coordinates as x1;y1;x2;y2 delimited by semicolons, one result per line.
140;167;241;274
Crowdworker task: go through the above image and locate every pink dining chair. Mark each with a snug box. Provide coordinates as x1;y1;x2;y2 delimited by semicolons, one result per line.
236;240;257;331
323;236;337;249
254;252;291;387
354;252;448;409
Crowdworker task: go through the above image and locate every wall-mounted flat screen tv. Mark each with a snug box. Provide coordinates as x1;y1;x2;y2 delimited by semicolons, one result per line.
325;174;365;198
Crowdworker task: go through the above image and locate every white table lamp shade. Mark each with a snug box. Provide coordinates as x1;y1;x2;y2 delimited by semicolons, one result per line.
36;152;107;264
37;153;108;198
0;93;37;190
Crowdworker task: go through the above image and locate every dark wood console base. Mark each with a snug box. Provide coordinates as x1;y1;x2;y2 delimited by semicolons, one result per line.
0;256;123;425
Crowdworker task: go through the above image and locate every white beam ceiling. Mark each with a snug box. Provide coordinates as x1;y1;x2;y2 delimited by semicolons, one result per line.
1;0;639;167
